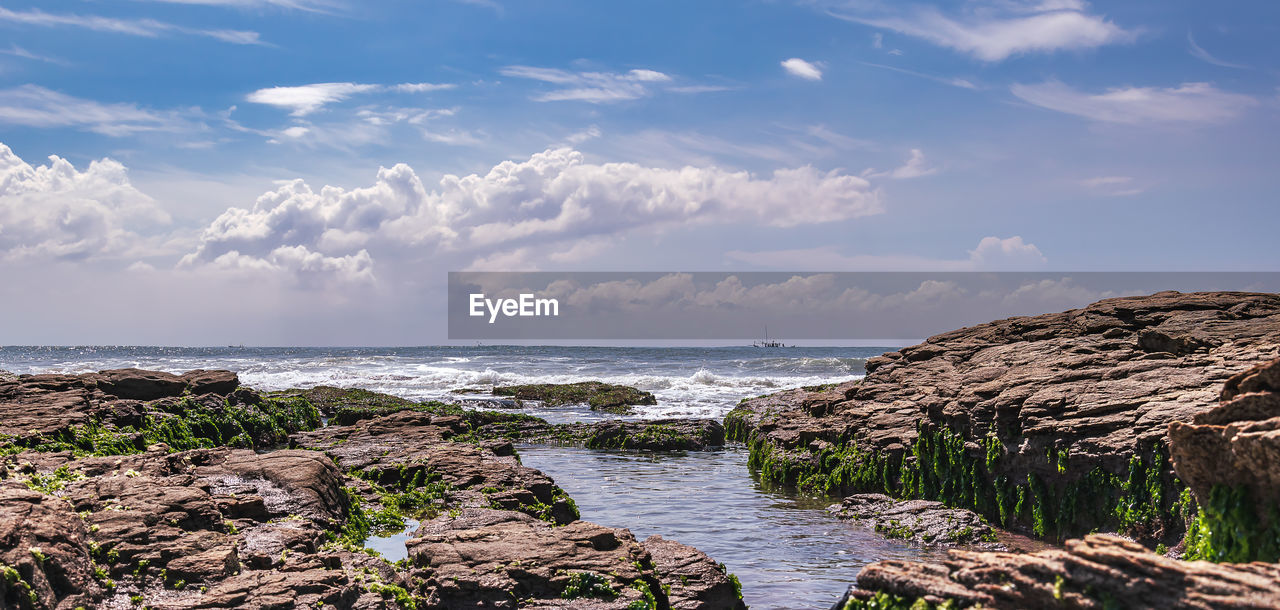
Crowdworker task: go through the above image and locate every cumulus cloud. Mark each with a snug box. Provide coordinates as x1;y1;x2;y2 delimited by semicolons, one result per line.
500;65;674;103
968;236;1046;268
181;148;883;280
1011;80;1258;124
0;7;263;45
781;58;823;81
0;143;170;260
830;0;1133;61
866;149;936;179
204;246;374;286
246;82;456;115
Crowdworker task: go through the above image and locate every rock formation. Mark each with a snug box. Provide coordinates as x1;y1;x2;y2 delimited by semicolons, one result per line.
727;291;1280;541
1169;357;1280;562
835;534;1280;610
0;370;744;609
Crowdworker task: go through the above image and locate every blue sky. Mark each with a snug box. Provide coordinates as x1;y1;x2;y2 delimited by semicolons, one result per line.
0;0;1277;344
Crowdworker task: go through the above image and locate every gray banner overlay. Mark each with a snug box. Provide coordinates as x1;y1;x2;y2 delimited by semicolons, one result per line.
448;272;1280;340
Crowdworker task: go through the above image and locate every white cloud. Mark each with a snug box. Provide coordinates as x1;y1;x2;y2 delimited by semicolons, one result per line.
134;0;342;12
1187;33;1249;69
247;83;373;116
181;148;883;279
781;58;823;81
968;236;1046;267
0;85;196;136
726;236;1046;271
392;82;458;93
1011;80;1258;124
0;7;263;45
247;82;455;116
831;1;1133;61
866;148;936;179
1080;175;1143;197
500;65;675;103
872;32;883;48
0;143;170;261
205;246;374;286
0;45;69;66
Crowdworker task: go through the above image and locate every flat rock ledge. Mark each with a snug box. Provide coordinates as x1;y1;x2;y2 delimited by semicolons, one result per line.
828;494;1004;549
492;381;658;414
834;534;1280;610
481;418;726;451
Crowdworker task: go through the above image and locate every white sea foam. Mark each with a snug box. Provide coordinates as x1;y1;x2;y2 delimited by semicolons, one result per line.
0;346;880;421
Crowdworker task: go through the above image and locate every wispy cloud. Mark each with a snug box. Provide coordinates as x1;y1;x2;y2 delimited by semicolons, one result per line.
246;82;456;115
133;0;344;12
0;45;69;66
0;7;265;45
1187;32;1249;69
781;58;823;81
1011;80;1258;124
1081;175;1144;196
829;1;1134;61
859;61;977;89
0;85;198;136
500;65;673;103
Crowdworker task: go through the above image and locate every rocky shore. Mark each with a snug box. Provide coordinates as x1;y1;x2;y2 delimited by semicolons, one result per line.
721;291;1280;608
0;370;745;609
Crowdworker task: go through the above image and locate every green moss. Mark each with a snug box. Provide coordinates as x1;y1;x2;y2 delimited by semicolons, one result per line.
746;419;1186;541
367;582;418;610
717;563;744;600
7;394;321;457
23;465;86;494
840;591;958;610
874;520;913;540
625;579;659;610
585;423;697;451
561;571;618;600
1182;484;1280;562
493;382;655;412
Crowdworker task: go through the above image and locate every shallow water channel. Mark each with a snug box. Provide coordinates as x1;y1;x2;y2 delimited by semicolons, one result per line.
516;445;948;610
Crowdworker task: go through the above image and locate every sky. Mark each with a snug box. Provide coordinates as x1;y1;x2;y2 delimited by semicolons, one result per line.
0;0;1277;345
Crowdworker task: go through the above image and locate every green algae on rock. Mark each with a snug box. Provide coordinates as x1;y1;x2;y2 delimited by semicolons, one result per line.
492;381;657;414
727;291;1280;545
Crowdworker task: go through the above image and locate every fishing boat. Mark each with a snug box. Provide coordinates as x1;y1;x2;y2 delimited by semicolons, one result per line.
752;325;789;348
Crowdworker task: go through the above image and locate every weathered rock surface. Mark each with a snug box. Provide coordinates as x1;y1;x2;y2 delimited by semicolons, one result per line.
0;373;741;609
0;368;242;441
0;484;100;609
482;418;726;451
730;291;1280;540
642;535;746;610
406;508;665;609
492;381;657;414
290;409;580;524
828;494;1003;549
1170;358;1280;523
838;534;1280;610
